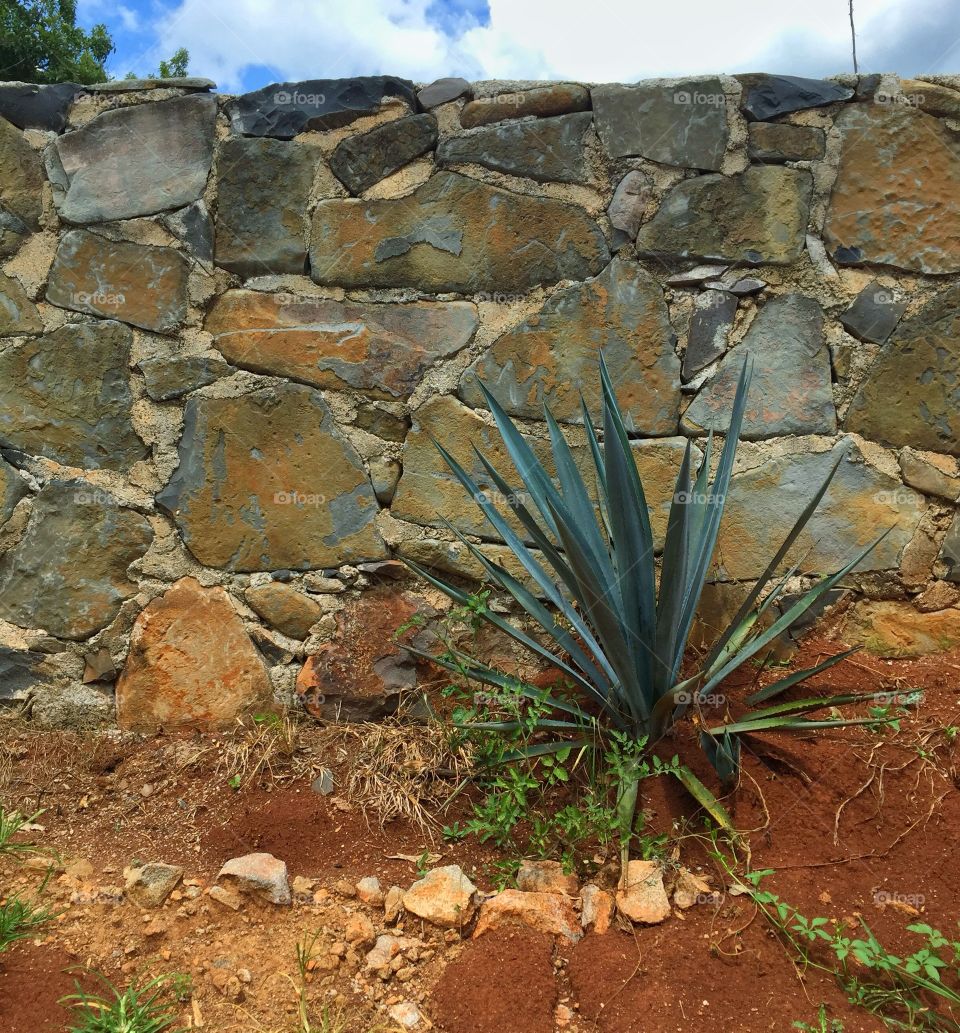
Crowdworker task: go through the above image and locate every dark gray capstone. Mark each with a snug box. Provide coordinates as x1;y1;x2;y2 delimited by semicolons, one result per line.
226;77;417;138
417;77;471;108
838;280;907;345
161;201;214;267
0;81;81;131
437;112;594;184
592;78;729;170
737;73;854;120
0;455;28;525
330;113;438;194
138;355;233;402
682;291;737;381
0;648;47;700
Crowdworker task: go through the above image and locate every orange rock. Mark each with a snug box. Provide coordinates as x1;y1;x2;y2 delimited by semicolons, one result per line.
473;889;581;942
616;860;671;925
516;860;579;897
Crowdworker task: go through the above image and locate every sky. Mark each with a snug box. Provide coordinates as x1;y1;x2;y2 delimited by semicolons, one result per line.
79;0;960;93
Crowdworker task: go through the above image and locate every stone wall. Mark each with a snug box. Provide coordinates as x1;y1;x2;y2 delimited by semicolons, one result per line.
1;71;959;728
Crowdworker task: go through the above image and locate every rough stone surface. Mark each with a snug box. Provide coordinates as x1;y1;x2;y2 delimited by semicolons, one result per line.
839;280;906;345
824;105;960;274
460;84;590;128
138;354;232;402
217;853;290;905
309;171;609;292
900;448;960;502
581;884;614;934
516;860;579;896
0;272;41;334
459;258;680;430
842;600;960;656
473;889;581;942
418;77;470;109
940;514;960;583
682;290;736;380
50;95;216;223
116;577;272;732
0;116;43;254
845;285;960;455
0;457;27;526
0;480;153;640
607;170;652;240
47;230;189;333
737;73;854;120
437;112;593;184
682;294;835;438
916;581;960;613
330;114;438;194
162;200;213;266
0;81;80;131
592;78;729;169
214;138;316;276
899;78;960;118
636;166;812;265
616;861;671;924
124;862;183;908
0;320;145;470
245;582;322;639
402;866;477;928
157;383;385;572
747;122;825;162
206;290;477;399
0;648;46;701
90;77;214;93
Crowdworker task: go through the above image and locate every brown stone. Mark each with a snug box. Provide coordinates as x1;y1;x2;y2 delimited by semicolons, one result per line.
616;860;670;924
841;600;960;657
116;577;273;732
402;866;478;928
206;290;477;399
473;889;581;942
747;122;825;162
245;582;322;639
516;860;579;896
915;581;960;613
460;84;590;128
46;231;189;333
898;79;960;119
0;116;43;255
899;447;960;502
0;272;41;334
580;884;614;934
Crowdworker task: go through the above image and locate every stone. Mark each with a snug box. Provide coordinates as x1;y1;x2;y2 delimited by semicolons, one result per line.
824;104;960;274
311;769;334;795
295;588;419;721
388;1003;425;1030
365;933;415;972
636;167;812;265
580;884;614;934
838;281;906;345
460;84;590;128
916;581;960;613
115;577;273;732
47;231;189;333
666;264;729;287
845;285;960;455
161;200;214;267
516;860;579;896
356;877;385;906
0;272;41;334
124;862;183;908
716;439;925;580
899;448;960;502
0;116;43;254
345;912;376;946
616;860;670;924
384;885;405;924
682;294;835;438
214;137;316;276
682;290;737;380
49;95;216;223
747;122;825;162
369;457;400;506
842;600;960;656
898;78;960;119
671;869;713;909
0;457;27;525
473;889;581;942
418;77;471;108
459;258;680;430
437;112;593;184
592;78;729;170
355;404;410;443
82;648;116;684
206;290;477;399
726;277;766;296
402;865;478;928
138;355;232;402
940;514;960;583
0;320;144;470
0;480;153;640
0;82;80;131
216;853;290;905
209;885;243;910
607;170;652;240
331;114;438;194
227;77;416;137
157;383;386;571
737;73;854;120
0;648;46;701
309;171;609;292
89;77;215;92
245;582;322;639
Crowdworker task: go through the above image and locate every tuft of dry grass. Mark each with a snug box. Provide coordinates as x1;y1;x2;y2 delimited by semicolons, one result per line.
214;714;307;788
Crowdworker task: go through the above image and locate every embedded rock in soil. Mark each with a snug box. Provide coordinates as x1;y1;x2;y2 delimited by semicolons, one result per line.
309;171;609;292
49;95;216;223
636;166;812;265
384;884;405;923
437;111;594;184
0;455;28;526
824;104;960;274
345;912;376;946
682;290;736;381
580;884;614;933
402;865;478;928
115;577;273;732
838;280;906;345
0;116;43;255
616;860;671;924
157;383;385;572
671;868;713;909
607;169;652;240
46;230;189;333
682;294;835;438
214;138;316;276
0;271;41;334
899;448;960;502
0;320;145;470
736;73;854;120
459;257;680;430
206;290;477;399
138;354;232;402
0;480;153;640
418;77;470;109
844;285;960;455
245;582;322;639
460;83;590;127
388;1003;425;1030
473;888;582;942
841;599;960;656
217;852;290;905
0;81;80;131
592;77;729;169
226;76;417;137
124;861;183;908
516;860;579;896
746;122;825;162
330;113;438;194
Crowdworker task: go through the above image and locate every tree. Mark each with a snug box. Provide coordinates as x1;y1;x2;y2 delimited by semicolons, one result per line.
155;47;189;79
0;0;114;84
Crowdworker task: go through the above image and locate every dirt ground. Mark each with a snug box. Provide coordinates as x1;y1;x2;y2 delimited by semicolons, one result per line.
1;636;958;1033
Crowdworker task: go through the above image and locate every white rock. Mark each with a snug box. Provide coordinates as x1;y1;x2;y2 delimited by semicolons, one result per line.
616;860;671;924
216;852;290;906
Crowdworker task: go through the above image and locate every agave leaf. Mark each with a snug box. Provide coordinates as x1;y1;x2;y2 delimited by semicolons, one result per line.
706;715;880;735
461;719;591;733
499;740;592;763
699;729;741;784
745;646;862;705
673;764;735;832
742;690;885;720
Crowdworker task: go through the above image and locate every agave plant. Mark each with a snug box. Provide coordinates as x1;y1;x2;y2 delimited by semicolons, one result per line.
405;355;887;861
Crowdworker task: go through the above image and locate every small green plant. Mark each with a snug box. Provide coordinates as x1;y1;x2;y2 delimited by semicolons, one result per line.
0;803;44;856
62;973;188;1033
793;1005;844;1031
0;891;51;952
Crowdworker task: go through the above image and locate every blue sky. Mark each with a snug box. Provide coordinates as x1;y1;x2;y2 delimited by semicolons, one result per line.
78;0;960;94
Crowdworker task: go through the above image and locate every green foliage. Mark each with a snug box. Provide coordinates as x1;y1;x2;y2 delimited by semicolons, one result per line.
794;1005;844;1032
0;891;51;952
62;974;189;1033
0;0;113;84
0;803;42;856
125;47;190;81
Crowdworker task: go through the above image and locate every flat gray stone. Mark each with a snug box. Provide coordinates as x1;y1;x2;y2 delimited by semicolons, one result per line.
417;78;470;108
682;291;737;381
162;201;214;266
0;81;81;130
747;122;826;162
737;74;854;120
330;113;438;194
90;77;215;92
839;281;906;344
0;272;41;335
460;84;590;128
607;170;652;240
0;116;43;254
138;355;233;401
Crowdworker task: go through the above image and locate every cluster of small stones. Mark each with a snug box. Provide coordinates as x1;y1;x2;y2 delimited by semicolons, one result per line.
1;71;960;726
